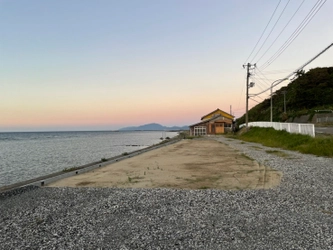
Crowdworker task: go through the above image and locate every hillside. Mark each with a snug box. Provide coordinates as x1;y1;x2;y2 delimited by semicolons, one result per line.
237;67;333;124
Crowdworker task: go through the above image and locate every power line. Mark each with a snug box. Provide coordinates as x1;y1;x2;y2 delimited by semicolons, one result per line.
252;76;271;90
255;0;305;64
236;73;247;115
254;68;273;86
250;0;291;62
259;68;294;75
249;98;261;104
253;95;265;101
253;77;278;82
259;0;327;71
253;41;333;96
243;0;282;64
260;0;326;70
297;42;333;73
252;78;267;92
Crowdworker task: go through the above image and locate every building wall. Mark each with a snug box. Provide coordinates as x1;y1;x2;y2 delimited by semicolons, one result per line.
207;123;224;134
215;125;224;134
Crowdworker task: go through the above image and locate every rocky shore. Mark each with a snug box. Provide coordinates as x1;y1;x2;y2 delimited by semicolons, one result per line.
1;137;332;249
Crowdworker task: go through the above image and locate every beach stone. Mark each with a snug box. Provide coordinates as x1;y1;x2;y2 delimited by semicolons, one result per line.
0;136;332;249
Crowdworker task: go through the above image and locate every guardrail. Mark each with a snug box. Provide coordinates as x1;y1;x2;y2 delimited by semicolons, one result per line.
240;122;315;137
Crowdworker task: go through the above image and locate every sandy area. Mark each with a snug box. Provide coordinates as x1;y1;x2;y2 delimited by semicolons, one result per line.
48;139;282;190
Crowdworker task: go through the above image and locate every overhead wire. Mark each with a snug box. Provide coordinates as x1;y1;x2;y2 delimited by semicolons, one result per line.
251;78;267;92
252;76;270;90
254;68;273;87
243;0;282;64
253;41;333;96
250;0;291;62
236;73;247;116
260;68;295;75
255;0;305;65
259;0;325;70
240;1;328;117
252;95;265;101
249;98;261;104
253;77;278;82
259;0;327;71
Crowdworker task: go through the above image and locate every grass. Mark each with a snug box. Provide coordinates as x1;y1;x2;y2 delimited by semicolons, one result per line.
62;166;79;172
76;181;95;186
235;127;333;157
128;176;144;183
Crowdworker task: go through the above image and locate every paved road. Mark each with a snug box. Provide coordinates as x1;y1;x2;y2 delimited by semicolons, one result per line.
315;126;333;134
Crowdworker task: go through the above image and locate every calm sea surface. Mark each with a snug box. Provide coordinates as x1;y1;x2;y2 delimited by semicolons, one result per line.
0;131;178;187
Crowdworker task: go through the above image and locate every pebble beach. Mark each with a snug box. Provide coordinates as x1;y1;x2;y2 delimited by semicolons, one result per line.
1;136;332;249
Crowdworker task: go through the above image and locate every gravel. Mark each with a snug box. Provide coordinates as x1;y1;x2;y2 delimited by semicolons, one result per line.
1;137;332;249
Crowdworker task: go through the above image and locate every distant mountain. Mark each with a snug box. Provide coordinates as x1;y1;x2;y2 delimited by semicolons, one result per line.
119;123;188;131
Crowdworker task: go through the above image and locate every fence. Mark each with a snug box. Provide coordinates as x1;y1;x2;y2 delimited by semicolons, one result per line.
240;122;315;137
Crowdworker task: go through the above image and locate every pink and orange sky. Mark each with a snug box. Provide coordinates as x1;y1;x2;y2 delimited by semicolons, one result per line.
1;0;332;131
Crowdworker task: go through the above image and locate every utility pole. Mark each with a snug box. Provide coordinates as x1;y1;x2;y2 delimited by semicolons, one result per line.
243;63;255;129
270;78;288;122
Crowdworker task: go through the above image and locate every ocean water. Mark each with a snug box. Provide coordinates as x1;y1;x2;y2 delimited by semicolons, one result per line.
0;131;178;187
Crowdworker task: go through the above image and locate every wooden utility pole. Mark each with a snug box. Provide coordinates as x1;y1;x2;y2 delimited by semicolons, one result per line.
243;63;255;129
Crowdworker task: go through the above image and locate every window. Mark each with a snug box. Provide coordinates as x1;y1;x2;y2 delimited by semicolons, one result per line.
194;126;206;136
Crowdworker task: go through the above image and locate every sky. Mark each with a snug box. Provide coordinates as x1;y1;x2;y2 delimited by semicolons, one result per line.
1;0;332;132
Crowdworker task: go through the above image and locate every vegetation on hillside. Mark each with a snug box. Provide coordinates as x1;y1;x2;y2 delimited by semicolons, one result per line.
237;67;333;125
234;127;333;157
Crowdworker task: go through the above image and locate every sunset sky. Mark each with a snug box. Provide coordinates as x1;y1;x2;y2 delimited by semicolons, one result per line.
1;0;332;131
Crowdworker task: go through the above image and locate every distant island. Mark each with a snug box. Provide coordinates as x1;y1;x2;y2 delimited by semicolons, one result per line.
119;123;189;131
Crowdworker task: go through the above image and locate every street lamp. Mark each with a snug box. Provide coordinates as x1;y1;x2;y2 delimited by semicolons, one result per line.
270;78;288;122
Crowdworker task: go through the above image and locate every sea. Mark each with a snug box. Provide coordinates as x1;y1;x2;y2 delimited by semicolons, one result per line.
0;130;179;187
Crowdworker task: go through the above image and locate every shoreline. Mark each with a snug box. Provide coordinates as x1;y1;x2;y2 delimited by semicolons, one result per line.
0;136;182;193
